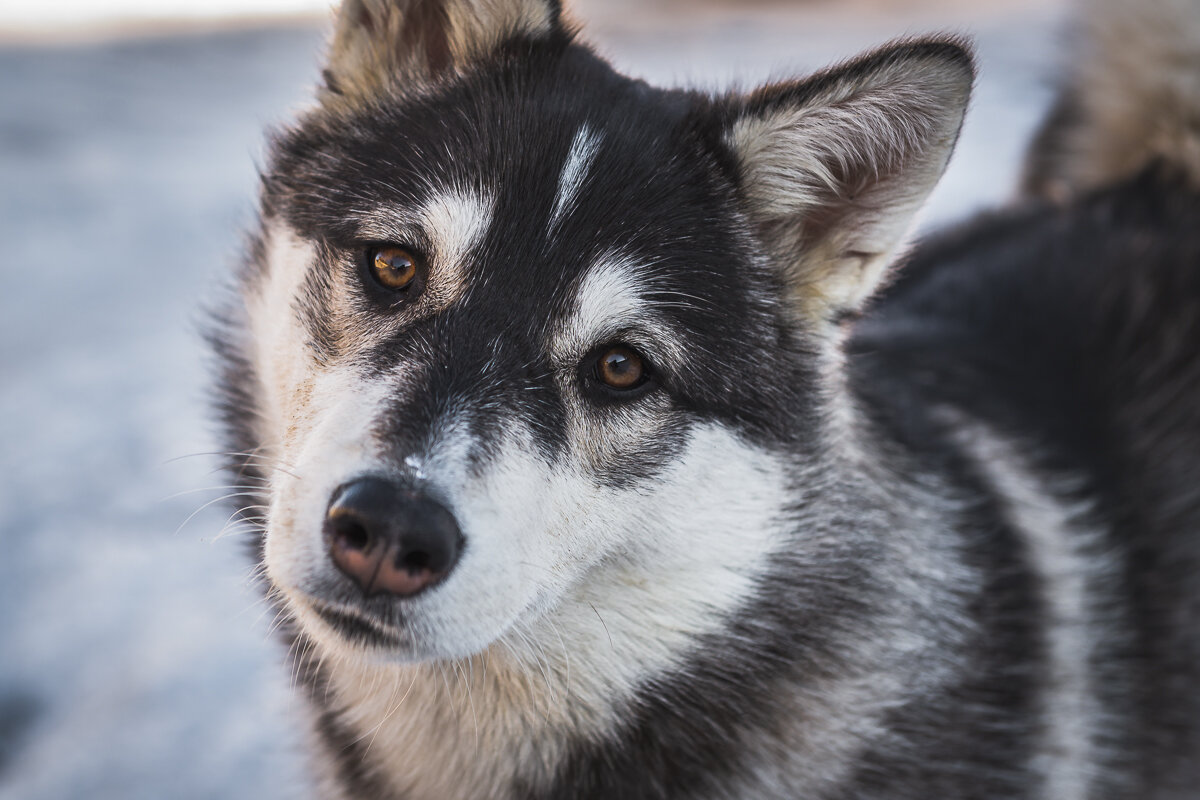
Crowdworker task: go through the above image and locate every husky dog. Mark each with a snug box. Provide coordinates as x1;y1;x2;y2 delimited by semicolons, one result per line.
211;0;1200;796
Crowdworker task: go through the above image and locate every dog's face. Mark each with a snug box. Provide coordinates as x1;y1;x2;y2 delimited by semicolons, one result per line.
232;0;972;665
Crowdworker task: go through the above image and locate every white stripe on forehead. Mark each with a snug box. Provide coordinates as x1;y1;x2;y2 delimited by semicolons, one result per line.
553;252;687;368
549;124;603;231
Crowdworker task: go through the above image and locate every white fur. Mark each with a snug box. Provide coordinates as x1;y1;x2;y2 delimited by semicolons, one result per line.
264;367;396;604
420;188;492;308
551;252;688;371
549;124;602;231
246;225;320;454
951;416;1105;800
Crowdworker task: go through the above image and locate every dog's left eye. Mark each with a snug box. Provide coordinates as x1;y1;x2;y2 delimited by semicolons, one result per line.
368;246;418;291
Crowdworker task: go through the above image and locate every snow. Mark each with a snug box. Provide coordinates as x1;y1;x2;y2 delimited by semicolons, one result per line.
0;3;1062;796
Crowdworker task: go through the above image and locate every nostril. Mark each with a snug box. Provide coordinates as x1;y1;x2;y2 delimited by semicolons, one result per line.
399;550;431;573
330;515;371;552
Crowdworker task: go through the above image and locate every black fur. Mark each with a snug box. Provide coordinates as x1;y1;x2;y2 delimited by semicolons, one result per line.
851;164;1200;795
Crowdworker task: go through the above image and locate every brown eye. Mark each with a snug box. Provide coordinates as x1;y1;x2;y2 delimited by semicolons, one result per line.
370;246;418;291
594;346;647;391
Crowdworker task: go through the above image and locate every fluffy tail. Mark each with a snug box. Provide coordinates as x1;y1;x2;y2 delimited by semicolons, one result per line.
1022;0;1200;200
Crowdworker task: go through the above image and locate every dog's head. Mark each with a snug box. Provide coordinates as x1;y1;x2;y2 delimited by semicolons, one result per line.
228;0;972;665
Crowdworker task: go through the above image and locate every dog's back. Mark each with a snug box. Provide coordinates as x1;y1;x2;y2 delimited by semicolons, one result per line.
852;0;1200;792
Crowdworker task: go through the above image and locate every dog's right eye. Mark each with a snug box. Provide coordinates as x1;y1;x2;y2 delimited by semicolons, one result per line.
596;346;646;390
582;344;656;402
367;246;419;292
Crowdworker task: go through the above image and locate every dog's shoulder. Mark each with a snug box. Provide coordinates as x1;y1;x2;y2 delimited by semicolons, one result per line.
851;167;1200;469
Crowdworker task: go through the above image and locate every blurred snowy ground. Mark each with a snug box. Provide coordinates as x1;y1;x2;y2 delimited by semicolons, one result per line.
0;2;1063;797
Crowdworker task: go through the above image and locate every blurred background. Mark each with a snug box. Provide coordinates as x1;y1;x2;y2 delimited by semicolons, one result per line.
0;0;1064;797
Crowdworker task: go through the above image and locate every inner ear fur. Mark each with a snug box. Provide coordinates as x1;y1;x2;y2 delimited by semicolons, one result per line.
320;0;563;109
723;38;974;321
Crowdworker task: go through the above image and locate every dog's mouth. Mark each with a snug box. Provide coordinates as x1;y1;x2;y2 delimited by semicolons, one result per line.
307;599;407;649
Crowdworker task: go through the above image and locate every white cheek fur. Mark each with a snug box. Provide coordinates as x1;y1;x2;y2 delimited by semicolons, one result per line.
262;367;393;602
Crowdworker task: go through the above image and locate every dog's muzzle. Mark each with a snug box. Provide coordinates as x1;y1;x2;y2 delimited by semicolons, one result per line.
324;477;464;598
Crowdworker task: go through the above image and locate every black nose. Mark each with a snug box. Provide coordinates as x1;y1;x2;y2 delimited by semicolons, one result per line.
324;477;463;598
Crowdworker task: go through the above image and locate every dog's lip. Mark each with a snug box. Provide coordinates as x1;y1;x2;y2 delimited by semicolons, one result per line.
307;598;407;647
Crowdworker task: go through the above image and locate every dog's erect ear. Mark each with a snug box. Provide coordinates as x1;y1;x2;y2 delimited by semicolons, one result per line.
320;0;562;108
722;39;973;320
